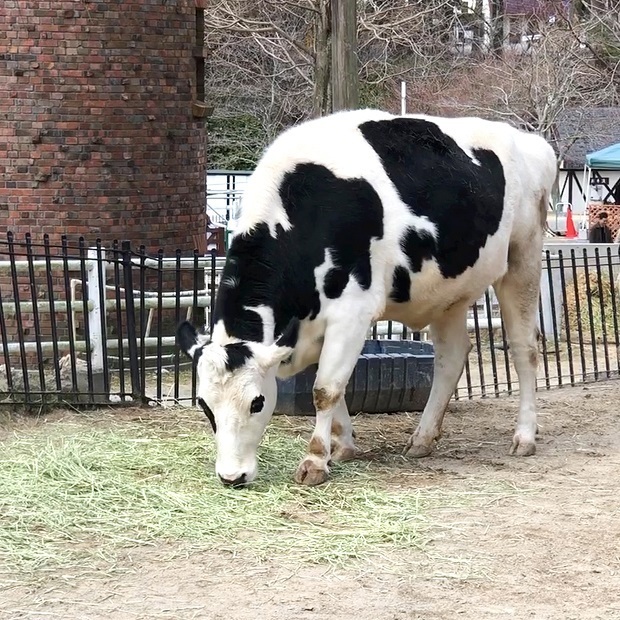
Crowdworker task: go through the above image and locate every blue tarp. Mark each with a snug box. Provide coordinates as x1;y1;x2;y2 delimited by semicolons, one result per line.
586;143;620;169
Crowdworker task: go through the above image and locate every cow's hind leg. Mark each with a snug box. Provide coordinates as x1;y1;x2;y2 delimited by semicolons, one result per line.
294;317;370;486
493;246;541;456
404;305;471;457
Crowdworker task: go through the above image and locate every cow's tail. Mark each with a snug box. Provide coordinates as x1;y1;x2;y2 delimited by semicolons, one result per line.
539;189;551;230
539;159;559;230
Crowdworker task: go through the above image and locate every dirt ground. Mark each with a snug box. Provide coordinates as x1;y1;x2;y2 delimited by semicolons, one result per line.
3;381;620;620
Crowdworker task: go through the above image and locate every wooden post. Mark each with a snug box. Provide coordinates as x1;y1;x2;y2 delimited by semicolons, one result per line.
331;0;358;112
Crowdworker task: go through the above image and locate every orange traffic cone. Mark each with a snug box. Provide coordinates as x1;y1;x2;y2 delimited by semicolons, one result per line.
565;206;578;239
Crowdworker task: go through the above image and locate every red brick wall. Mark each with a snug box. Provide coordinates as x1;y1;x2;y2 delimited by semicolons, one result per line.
0;0;207;254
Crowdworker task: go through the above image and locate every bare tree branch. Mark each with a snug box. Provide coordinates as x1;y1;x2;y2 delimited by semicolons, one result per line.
205;0;620;170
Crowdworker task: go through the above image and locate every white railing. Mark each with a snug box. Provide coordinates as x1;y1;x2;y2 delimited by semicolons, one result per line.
0;251;226;361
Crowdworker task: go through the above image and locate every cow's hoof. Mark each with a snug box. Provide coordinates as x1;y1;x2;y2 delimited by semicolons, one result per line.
403;434;434;458
294;458;329;486
330;443;357;462
509;434;536;456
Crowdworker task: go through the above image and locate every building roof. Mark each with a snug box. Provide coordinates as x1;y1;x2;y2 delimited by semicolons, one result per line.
554;107;620;169
505;0;569;16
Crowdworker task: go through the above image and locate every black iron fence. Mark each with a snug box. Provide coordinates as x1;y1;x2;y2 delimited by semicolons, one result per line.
0;233;619;411
0;233;220;409
405;244;620;399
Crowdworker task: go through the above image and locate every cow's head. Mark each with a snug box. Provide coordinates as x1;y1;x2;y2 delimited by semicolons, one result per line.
176;319;299;487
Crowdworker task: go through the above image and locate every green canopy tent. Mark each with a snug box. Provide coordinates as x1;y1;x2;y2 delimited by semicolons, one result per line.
582;143;620;206
586;143;620;168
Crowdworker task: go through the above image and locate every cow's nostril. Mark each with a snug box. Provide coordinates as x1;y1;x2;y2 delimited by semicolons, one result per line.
218;473;247;488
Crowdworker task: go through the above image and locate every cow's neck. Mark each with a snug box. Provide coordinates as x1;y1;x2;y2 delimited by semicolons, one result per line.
212;245;282;346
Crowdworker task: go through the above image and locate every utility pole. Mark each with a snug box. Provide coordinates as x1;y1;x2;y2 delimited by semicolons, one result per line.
331;0;358;112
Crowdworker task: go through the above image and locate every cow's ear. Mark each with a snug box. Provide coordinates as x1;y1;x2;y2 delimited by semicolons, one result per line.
176;321;210;359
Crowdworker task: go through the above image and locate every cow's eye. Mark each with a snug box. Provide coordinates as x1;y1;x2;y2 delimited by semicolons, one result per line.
250;395;265;414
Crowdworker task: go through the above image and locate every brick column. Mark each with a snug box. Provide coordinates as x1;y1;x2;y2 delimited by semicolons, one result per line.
0;0;207;254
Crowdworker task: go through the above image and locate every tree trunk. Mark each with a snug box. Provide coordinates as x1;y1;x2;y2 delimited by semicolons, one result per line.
312;0;332;117
331;0;358;112
490;0;505;57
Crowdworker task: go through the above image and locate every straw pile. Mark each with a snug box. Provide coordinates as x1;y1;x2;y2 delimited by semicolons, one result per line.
564;272;619;344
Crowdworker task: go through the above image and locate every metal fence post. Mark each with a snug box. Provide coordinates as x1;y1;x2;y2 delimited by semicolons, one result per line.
204;253;210;333
209;249;217;336
121;240;142;400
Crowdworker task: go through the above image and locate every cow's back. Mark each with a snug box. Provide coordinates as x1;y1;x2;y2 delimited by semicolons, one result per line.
227;109;556;335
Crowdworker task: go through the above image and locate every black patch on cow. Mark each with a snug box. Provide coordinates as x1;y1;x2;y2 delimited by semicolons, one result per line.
359;118;506;279
213;242;270;343
281;163;383;299
400;229;436;274
213;164;384;341
192;346;203;365
390;265;411;303
198;397;217;433
250;395;265;414
323;268;350;299
276;317;300;350
224;342;252;372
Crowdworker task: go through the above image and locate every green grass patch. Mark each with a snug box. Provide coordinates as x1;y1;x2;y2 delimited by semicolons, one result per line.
0;414;521;581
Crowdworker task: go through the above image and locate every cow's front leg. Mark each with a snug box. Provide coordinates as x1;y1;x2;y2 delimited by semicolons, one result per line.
294;388;340;486
294;317;369;486
330;397;357;462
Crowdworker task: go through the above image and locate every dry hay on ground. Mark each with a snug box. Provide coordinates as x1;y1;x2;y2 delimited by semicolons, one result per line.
564;272;619;345
2;381;620;620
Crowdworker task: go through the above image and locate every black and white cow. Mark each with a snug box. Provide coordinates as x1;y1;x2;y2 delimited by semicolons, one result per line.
178;109;557;487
